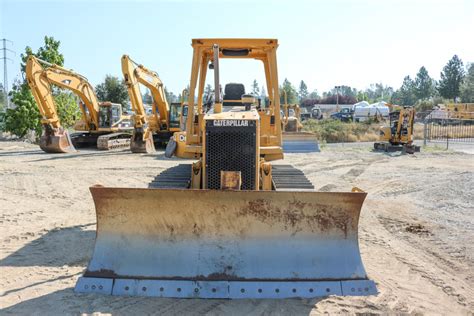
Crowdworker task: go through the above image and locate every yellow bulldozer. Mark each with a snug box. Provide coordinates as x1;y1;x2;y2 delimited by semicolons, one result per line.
26;56;132;153
121;55;184;153
75;39;376;299
374;105;420;154
281;90;320;153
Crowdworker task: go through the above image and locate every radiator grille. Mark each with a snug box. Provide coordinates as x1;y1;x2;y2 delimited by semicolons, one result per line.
205;120;257;190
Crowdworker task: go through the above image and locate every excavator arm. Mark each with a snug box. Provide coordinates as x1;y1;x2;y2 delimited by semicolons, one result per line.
121;55;167;153
26;56;61;129
121;55;169;129
27;56;101;131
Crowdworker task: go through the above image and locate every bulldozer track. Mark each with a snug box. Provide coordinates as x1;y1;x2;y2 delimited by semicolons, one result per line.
148;164;314;191
148;164;192;188
272;165;314;191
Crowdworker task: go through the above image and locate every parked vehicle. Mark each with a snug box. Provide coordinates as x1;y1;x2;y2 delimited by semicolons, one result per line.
330;107;353;122
353;101;389;122
311;106;323;120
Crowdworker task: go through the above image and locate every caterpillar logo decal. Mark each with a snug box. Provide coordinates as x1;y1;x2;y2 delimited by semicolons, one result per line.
213;120;249;127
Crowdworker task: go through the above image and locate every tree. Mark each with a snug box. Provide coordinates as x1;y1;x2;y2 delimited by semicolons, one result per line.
95;75;129;107
298;80;309;101
365;83;393;102
251;79;259;95
280;78;298;104
438;55;465;100
54;93;81;127
0;83;5;109
203;84;213;101
21;36;64;75
357;91;368;102
3;36;80;139
460;63;474;102
308;89;320;99
143;89;153;105
394;76;416;105
164;87;177;104
3;83;41;137
414;66;435;100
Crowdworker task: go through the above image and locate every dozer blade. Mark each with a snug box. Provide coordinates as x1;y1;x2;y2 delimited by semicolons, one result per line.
130;130;155;153
283;132;320;153
39;129;76;153
76;187;377;298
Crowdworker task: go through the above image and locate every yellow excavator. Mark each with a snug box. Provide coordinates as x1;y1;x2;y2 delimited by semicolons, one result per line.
374;105;420;154
26;56;132;153
281;90;320;153
121;55;183;153
75;39;376;299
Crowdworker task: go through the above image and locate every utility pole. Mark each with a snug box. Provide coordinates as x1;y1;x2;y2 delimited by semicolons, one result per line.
335;85;342;112
1;38;15;109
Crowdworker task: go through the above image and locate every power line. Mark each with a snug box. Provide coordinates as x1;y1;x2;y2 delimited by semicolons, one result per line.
1;38;15;109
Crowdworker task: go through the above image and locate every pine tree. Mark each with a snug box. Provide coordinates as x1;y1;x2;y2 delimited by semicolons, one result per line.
280;78;297;104
298;80;309;101
414;66;435;100
398;76;416;105
438;55;465;100
460;63;474;102
251;79;259;95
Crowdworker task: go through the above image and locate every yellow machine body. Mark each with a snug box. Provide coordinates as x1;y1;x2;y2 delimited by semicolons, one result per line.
76;39;376;299
26;56;132;152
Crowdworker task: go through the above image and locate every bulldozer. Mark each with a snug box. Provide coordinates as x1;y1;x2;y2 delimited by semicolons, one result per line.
121;55;184;153
26;56;132;153
75;39;376;299
281;90;320;153
374;105;420;154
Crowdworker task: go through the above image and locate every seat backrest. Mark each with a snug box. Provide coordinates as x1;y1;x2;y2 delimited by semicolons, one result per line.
223;83;245;107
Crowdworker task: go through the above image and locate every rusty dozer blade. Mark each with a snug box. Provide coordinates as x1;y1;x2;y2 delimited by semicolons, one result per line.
75;187;377;298
283;132;320;153
130;128;155;153
39;126;76;153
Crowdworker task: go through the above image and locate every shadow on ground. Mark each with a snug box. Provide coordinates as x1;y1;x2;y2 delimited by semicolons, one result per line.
1;288;321;315
0;224;95;268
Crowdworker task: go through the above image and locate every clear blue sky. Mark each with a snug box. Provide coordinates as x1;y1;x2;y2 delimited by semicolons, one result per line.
1;0;473;95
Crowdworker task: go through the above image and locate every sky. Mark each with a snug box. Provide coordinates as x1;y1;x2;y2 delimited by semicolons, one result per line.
1;0;473;96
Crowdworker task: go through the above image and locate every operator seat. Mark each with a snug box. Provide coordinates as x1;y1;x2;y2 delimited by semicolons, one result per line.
223;83;245;107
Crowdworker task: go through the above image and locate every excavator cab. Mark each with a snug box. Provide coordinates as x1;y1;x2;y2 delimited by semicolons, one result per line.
98;103;123;129
169;103;182;129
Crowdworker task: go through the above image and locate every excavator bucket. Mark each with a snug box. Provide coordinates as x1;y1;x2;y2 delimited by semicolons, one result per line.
75;186;377;298
39;127;76;153
283;132;320;153
130;129;155;153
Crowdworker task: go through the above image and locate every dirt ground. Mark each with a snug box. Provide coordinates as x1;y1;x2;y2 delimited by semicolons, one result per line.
0;140;473;315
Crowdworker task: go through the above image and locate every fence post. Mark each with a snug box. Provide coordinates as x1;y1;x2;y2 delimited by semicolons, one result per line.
423;120;427;146
446;131;449;150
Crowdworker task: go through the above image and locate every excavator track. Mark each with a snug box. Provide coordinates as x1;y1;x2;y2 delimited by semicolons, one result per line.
97;133;132;150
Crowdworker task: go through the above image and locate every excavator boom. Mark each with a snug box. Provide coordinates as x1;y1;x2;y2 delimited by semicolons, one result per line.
121;55;156;153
